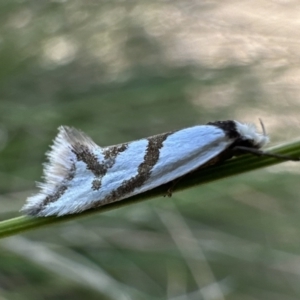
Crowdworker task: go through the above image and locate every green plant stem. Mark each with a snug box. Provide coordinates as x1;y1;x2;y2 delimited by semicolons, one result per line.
0;140;300;239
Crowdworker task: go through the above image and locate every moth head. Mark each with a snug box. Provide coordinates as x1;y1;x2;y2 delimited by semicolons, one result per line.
234;120;270;149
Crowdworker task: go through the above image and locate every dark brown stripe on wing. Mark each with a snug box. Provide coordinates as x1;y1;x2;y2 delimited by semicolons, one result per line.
72;144;106;177
103;144;128;160
92;179;101;191
101;131;173;205
28;163;77;215
72;143;128;180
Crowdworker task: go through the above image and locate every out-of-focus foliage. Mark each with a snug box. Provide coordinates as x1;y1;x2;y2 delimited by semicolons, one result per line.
1;0;300;299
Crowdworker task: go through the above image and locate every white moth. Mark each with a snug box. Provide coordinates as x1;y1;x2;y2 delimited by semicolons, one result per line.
22;120;295;217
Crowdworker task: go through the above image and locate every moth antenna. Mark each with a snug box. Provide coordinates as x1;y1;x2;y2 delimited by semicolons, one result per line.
259;118;267;137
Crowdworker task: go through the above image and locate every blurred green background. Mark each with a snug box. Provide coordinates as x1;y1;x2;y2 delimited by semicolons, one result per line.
1;1;300;299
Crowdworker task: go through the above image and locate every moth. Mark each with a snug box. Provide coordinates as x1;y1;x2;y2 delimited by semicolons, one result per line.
22;120;298;217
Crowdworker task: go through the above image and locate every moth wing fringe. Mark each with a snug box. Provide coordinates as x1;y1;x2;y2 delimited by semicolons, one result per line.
21;126;99;216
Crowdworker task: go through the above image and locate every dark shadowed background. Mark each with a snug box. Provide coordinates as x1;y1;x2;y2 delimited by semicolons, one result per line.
1;1;300;299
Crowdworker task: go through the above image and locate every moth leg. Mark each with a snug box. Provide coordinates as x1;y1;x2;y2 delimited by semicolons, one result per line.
233;146;300;161
164;178;182;197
